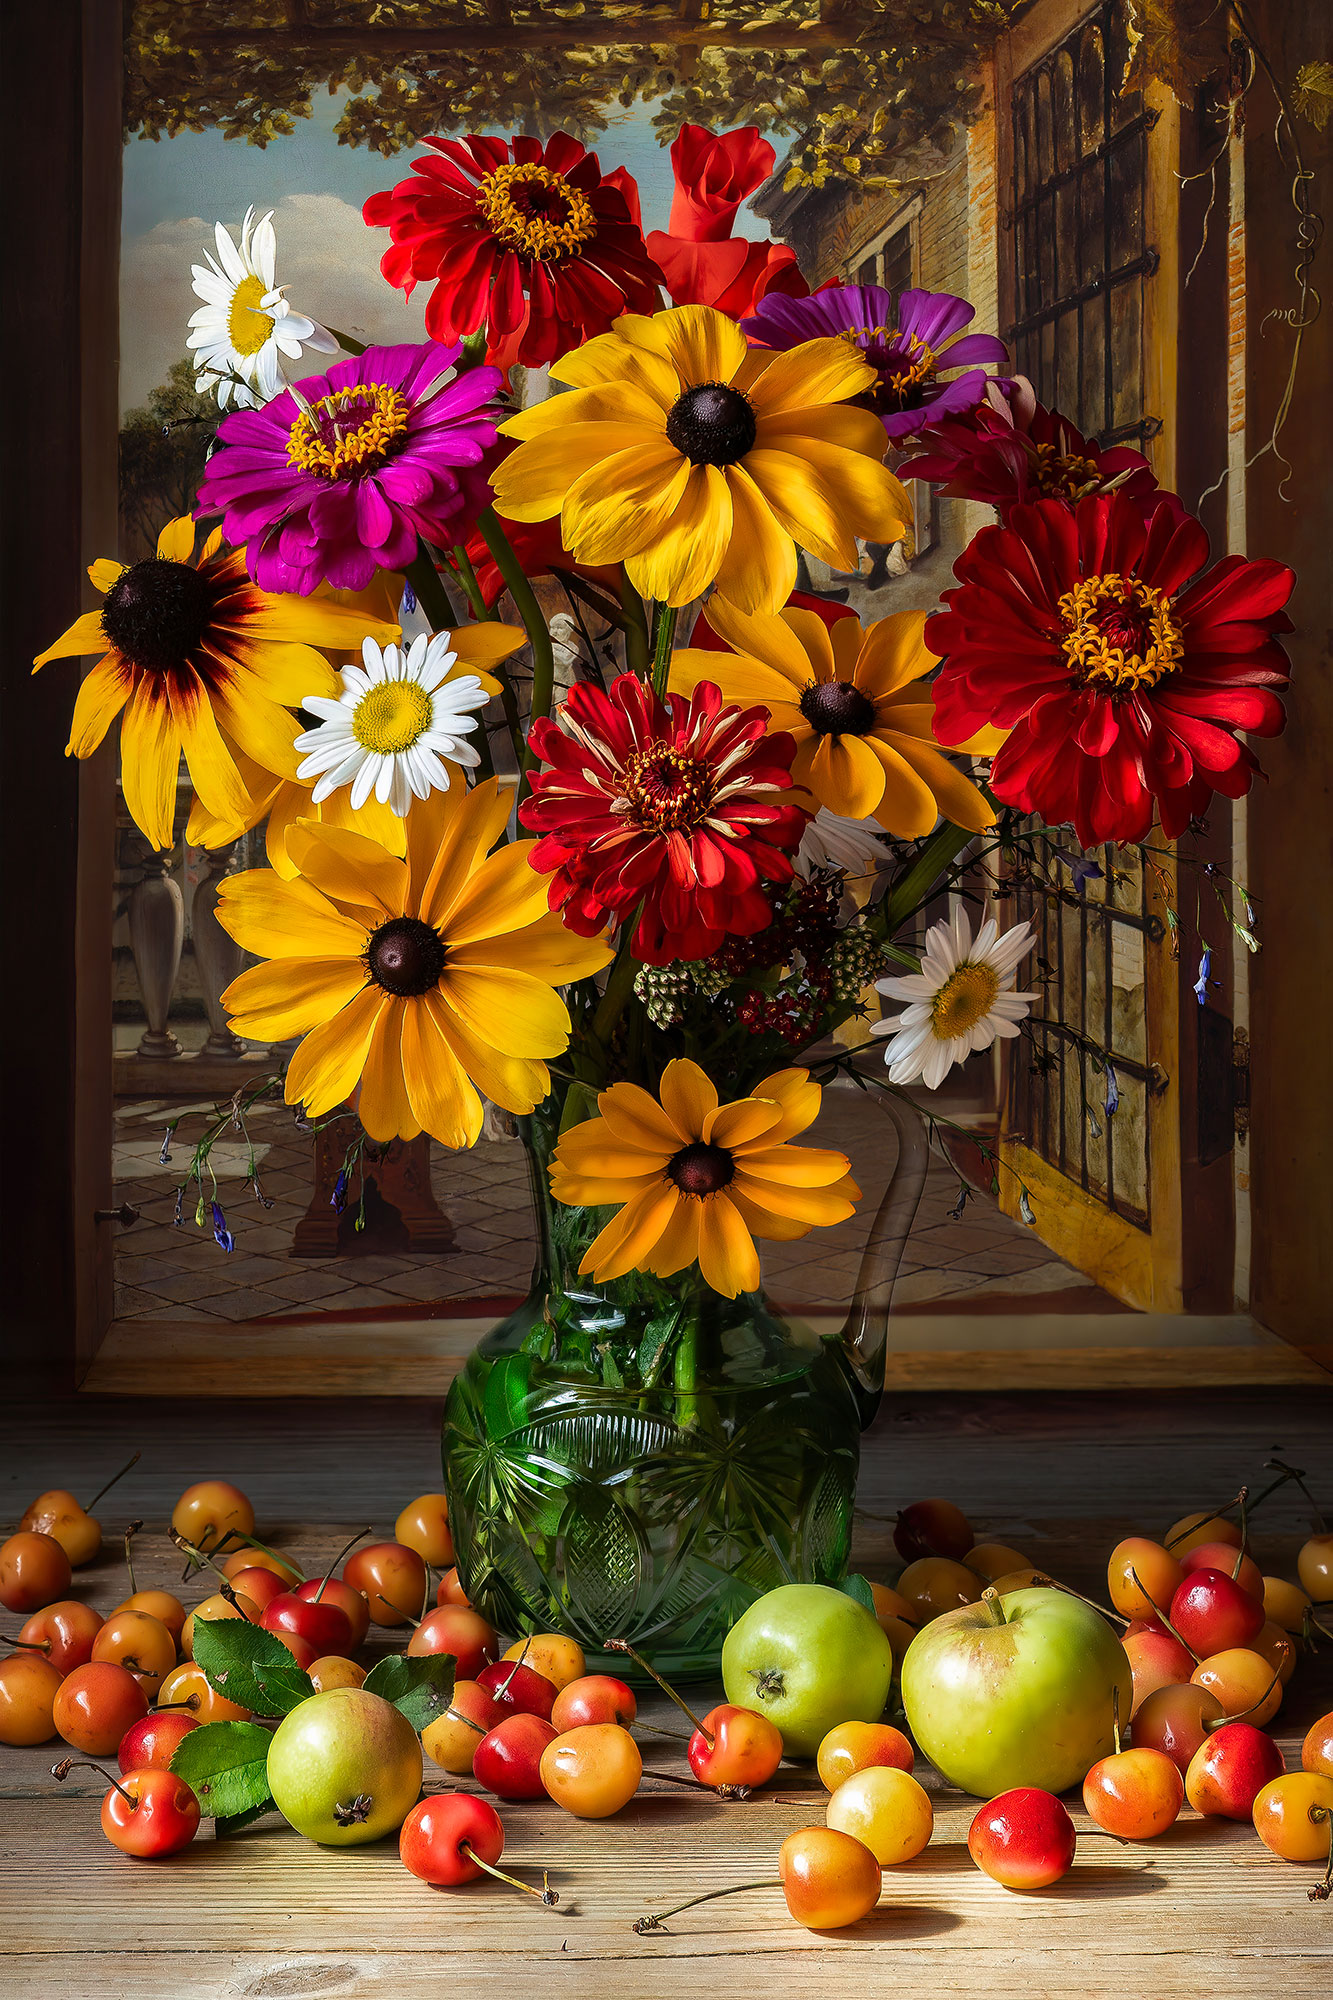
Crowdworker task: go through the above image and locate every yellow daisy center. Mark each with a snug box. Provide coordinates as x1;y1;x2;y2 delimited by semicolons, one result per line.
1057;574;1184;691
227;273;275;356
351;679;433;755
619;744;716;832
932;961;1000;1039
287;384;411;480
1033;441;1102;499
476;162;597;263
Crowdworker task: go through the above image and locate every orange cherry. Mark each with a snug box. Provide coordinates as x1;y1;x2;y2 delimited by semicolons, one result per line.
91;1610;176;1700
1262;1576;1311;1632
53;1662;148;1755
423;1681;505;1775
1107;1538;1184;1620
170;1481;255;1555
14;1599;103;1675
222;1546;301;1585
113;1590;187;1644
437;1567;472;1609
1083;1744;1185;1839
157;1661;252;1724
1301;1711;1333;1779
0;1531;73;1614
307;1656;366;1694
0;1652;64;1745
964;1543;1029;1583
1190;1649;1283;1727
1124;1625;1197;1717
1251;1620;1298;1686
540;1723;643;1818
1252;1771;1333;1866
1164;1512;1241;1558
394;1494;454;1569
778;1825;882;1930
1180;1542;1263;1601
343;1542;428;1626
896;1557;982;1621
1297;1533;1333;1603
501;1633;585;1693
817;1720;914;1791
180;1590;259;1659
20;1490;101;1568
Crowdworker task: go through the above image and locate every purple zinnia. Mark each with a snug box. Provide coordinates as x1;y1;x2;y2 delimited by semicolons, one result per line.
195;341;504;595
741;282;1009;440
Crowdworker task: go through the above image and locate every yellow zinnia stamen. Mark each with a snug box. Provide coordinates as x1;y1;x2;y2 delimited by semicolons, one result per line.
476;162;597;262
1057;574;1184;691
931;962;1000;1039
352;680;433;755
287;384;411;480
227;273;274;356
1033;442;1103;499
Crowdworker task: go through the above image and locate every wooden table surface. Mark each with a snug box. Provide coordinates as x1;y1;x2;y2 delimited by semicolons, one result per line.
3;1388;1331;1998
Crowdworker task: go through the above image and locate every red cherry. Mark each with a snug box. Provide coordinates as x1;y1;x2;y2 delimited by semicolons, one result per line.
407;1606;498;1680
1131;1682;1225;1773
225;1566;286;1613
893;1498;974;1564
968;1788;1077;1889
1179;1543;1263;1599
688;1704;784;1791
294;1576;370;1650
550;1674;637;1733
102;1766;200;1857
401;1792;505;1886
472;1713;558;1799
1185;1721;1285;1820
260;1593;353;1659
117;1710;199;1776
476;1660;557;1722
13;1599;104;1675
1168;1570;1264;1655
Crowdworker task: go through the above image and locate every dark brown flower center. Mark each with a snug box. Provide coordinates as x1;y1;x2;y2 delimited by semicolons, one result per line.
100;558;216;672
666;1141;735;1195
620;743;716;832
800;679;877;736
665;382;757;467
1033;441;1102;499
366;915;447;997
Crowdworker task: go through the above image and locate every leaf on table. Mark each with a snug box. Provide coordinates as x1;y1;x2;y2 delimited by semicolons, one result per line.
170;1720;274;1819
362;1652;456;1733
192;1615;315;1717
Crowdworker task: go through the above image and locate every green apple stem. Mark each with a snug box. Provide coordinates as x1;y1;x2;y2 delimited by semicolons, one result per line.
84;1450;141;1515
51;1757;136;1806
1127;1568;1201;1663
981;1587;1009;1626
463;1845;559;1906
313;1528;373;1605
634;1880;775;1933
604;1638;713;1744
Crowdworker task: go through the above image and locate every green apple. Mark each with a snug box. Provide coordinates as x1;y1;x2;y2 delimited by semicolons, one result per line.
721;1583;893;1758
900;1585;1131;1798
267;1687;422;1846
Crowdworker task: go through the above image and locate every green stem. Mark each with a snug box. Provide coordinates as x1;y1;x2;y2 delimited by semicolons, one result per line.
449;543;494;622
590;935;640;1046
673;1317;699;1430
405;541;460;633
619;572;650;679
878;821;979;939
634;1881;775;1934
478;507;554;800
650;602;678;699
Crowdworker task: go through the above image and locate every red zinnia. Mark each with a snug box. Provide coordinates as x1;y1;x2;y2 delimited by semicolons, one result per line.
646;123;807;320
928;494;1293;846
900;378;1164;522
363;132;662;370
521;674;807;965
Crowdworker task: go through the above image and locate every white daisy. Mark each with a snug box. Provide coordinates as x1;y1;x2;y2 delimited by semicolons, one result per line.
870;907;1039;1089
796;808;889;882
295;634;490;817
187;207;336;410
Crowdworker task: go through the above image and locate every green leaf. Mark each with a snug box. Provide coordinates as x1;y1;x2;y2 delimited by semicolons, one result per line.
170;1721;274;1820
362;1652;455;1733
191;1615;316;1718
214;1801;278;1839
838;1573;877;1614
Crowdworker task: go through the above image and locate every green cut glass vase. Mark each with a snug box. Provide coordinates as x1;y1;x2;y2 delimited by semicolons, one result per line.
442;1093;927;1678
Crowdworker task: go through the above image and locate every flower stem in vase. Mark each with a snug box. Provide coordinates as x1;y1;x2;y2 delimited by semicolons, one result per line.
478;506;554;798
619;572;650;678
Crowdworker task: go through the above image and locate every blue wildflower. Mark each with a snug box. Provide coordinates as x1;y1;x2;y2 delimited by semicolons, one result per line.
1019;1190;1036;1226
1194;947;1213;1005
211;1201;235;1254
331;1169;349;1215
159;1128;174;1166
1104;1063;1119;1117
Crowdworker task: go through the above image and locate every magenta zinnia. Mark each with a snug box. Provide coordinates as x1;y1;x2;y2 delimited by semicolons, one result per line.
195;342;503;596
929;494;1294;846
363;132;662;371
521;674;808;966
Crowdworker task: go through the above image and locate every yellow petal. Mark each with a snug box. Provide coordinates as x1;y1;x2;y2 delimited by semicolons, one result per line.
562;441;690;565
156;517;196;562
444;840;552;947
809;732;887;818
699;599;815;690
745;336;877;418
553;336;679;410
725;1185;811;1242
355;1002;421;1143
668;645;797;710
284;985;387;1121
782;608;837;684
119;684;181;852
246;591;400;648
624;464;732;608
220;956;370;1042
731;1142;854;1188
318;783;410;858
658;1059;718;1143
449;909;612;982
746;443;910;570
225;641;342;709
400;994;484;1147
750;1067;821;1143
555;1120;673;1179
696;1193;760;1297
414;778;513;927
580;1180;681;1283
599;1081;688;1154
640;1192;703;1276
33;610;109;669
861;736;946;838
89;558;126;595
284;820;409;921
491;423;662;522
66;654;134;758
855;611;933;697
215;869;369;959
171;678;252;830
211;680;301;780
705;1097;784;1149
200;527;225;563
711;465;796;616
449;623;529;674
731;1171;857;1226
439;963;571;1058
425;991;549;1124
830;617;864;683
877;733;996;833
631;304;747;388
755;402;888;457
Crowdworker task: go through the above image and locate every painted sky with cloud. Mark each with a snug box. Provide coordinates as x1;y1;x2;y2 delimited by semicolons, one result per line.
121;90;769;412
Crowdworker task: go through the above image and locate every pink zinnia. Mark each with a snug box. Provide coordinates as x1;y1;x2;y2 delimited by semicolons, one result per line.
195;342;503;596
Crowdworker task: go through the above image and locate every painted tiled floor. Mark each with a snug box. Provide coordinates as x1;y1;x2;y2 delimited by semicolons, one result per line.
110;1083;1085;1322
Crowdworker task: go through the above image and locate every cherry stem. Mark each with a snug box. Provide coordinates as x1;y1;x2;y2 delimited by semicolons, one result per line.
1033;1572;1129;1628
1163;1489;1249;1552
1112;1685;1123;1758
497;1636;533;1698
462;1844;559;1906
1216;1662;1282;1727
124;1521;142;1597
642;1767;751;1800
1263;1458;1325;1534
172;1531;237;1588
1307;1818;1332;1901
151;1700;197;1713
383;1598;424;1629
218;1582;258;1623
634;1880;774;1933
634;1722;693;1743
604;1638;713;1743
1128;1567;1201;1663
315;1528;373;1605
51;1757;135;1807
201;1529;305;1584
447;1706;487;1735
1;1635;51;1654
84;1451;141;1516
